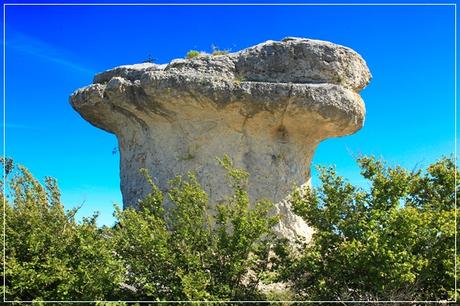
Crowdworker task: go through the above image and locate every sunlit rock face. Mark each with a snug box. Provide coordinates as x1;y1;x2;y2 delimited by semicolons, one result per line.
70;37;371;241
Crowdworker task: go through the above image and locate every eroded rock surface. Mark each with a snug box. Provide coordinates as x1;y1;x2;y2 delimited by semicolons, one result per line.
70;37;371;240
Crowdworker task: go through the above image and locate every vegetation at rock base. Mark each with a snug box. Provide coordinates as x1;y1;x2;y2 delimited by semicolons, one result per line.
113;156;278;301
1;155;458;302
1;159;124;301
1;156;278;302
278;156;459;301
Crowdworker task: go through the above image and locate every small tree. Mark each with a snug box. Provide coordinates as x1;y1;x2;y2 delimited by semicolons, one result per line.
1;158;124;301
279;156;458;301
113;156;278;301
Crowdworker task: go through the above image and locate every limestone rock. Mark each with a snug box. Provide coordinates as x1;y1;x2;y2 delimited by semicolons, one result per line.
70;37;371;241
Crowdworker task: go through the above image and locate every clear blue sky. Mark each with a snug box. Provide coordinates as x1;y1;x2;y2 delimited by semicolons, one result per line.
2;2;456;226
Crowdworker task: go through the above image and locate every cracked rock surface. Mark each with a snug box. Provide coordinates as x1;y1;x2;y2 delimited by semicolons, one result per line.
70;37;371;240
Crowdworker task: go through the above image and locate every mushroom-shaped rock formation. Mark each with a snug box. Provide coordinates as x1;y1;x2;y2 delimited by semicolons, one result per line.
70;37;371;240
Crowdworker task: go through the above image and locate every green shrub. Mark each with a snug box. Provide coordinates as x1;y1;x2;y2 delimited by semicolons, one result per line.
113;155;278;301
186;50;201;59
2;155;457;302
278;156;458;301
1;158;124;301
1;156;278;301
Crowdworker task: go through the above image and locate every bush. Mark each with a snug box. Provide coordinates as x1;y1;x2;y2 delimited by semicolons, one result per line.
2;156;278;302
2;156;457;302
113;156;278;301
278;156;458;301
1;158;124;301
185;50;201;59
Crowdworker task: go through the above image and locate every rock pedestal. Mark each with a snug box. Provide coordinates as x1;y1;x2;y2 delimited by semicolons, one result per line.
70;37;371;240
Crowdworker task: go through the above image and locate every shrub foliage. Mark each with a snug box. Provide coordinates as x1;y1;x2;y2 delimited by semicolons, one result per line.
1;156;457;302
113;156;277;300
279;156;458;301
185;50;201;59
1;161;124;301
1;156;277;302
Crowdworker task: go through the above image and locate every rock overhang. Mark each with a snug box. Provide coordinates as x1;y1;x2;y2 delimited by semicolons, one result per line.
71;37;370;143
69;37;371;240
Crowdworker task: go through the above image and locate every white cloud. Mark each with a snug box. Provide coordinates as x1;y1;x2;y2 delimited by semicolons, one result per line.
5;30;95;74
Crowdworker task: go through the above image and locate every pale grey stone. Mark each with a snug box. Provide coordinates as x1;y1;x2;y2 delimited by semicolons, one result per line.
70;37;371;241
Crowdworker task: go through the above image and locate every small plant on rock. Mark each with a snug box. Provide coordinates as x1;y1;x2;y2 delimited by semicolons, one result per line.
233;73;246;85
186;50;201;59
211;44;229;56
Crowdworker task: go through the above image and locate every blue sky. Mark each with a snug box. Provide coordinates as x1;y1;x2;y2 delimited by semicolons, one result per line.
2;3;456;226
